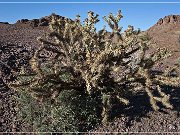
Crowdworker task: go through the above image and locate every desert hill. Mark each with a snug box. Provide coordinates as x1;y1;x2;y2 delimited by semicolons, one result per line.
147;15;180;67
0;14;180;132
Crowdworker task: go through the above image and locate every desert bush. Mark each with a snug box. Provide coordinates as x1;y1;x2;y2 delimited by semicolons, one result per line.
10;10;180;129
15;87;100;132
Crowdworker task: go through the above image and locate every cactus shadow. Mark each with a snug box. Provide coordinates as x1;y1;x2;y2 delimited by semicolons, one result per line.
110;85;180;127
111;92;152;127
162;86;180;115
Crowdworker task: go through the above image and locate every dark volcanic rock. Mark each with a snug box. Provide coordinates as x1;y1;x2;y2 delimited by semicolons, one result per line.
15;13;67;28
16;19;29;24
156;15;180;25
0;78;22;132
30;19;39;27
0;42;32;83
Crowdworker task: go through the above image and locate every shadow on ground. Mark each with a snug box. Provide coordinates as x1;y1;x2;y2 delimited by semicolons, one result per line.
110;85;180;128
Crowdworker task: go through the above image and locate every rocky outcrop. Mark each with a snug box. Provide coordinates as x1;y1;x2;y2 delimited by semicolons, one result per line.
156;15;180;25
15;13;67;27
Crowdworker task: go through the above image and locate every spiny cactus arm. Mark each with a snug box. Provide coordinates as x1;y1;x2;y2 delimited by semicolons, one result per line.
131;82;144;91
74;14;81;23
145;82;172;110
124;46;140;58
44;36;70;58
91;64;105;81
116;95;129;105
38;38;77;71
103;10;123;33
49;31;64;41
83;11;99;32
146;85;173;110
80;72;93;94
90;49;123;82
30;39;53;76
153;95;173;109
136;67;173;110
38;38;67;56
38;36;61;47
145;87;160;111
102;94;111;124
90;50;110;73
63;19;72;38
155;85;173;109
135;44;149;68
123;27;143;51
154;75;180;87
50;18;82;57
34;41;68;74
88;11;99;24
29;57;43;76
124;25;134;37
44;46;62;57
112;75;126;84
65;20;83;46
103;15;114;30
91;45;127;71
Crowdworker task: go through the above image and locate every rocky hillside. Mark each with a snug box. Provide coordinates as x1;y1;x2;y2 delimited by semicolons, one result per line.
147;15;180;67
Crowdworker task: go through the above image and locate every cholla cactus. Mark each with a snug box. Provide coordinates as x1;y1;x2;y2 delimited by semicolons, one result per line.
10;10;180;124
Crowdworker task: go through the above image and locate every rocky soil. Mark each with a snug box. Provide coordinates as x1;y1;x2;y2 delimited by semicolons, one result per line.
0;14;180;133
0;22;45;132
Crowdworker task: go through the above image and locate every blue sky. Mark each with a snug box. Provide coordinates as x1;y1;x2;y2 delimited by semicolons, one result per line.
0;2;180;31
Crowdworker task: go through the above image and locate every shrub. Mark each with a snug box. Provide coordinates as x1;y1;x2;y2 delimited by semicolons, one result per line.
10;10;180;128
15;88;100;132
